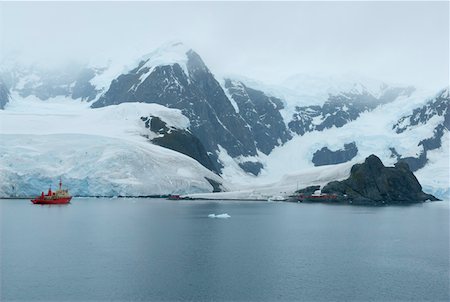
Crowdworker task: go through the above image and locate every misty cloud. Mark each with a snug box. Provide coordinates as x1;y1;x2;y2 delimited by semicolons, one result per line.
1;1;448;90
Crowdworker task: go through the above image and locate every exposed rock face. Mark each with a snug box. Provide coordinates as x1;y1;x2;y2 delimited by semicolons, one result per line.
391;88;449;171
322;154;438;204
312;142;358;166
394;88;449;133
238;161;264;176
204;177;223;192
289;86;414;135
223;79;291;155
389;148;427;172
141;116;218;174
0;79;9;109
389;123;445;172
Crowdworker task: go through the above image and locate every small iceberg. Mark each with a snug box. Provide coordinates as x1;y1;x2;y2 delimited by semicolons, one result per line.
208;213;231;219
267;195;287;202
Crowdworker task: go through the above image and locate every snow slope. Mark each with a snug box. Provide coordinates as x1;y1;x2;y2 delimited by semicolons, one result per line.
0;96;222;197
415;131;450;199
1;94;189;139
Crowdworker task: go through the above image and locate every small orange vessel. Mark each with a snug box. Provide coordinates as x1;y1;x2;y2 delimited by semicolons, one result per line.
31;179;72;204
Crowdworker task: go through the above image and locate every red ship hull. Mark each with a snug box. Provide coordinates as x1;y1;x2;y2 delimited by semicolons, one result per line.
31;197;72;204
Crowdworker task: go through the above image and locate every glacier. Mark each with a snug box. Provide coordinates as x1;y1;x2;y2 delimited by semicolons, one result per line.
0;97;223;197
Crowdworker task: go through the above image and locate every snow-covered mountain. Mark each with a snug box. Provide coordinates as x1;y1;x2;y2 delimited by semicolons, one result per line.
0;61;101;102
90;42;277;174
254;87;449;199
1;42;448;198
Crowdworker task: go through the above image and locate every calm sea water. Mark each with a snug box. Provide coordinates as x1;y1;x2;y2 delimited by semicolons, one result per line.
1;198;449;301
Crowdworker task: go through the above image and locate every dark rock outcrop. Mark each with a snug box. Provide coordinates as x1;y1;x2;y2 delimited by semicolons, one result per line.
295;185;321;195
322;154;438;204
0;79;10;109
204;177;223;192
141;116;218;174
312;142;358;166
389;148;427;172
238;161;264;176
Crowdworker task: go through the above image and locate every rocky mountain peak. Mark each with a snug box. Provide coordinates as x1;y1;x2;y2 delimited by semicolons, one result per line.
363;154;385;172
135;42;211;79
90;44;263;174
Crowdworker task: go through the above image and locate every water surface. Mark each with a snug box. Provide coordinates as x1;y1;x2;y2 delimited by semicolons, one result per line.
1;198;449;301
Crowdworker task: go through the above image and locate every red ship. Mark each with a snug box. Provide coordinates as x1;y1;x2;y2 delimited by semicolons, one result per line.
31;179;72;204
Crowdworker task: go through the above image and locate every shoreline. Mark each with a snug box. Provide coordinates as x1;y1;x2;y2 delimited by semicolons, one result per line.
0;195;267;201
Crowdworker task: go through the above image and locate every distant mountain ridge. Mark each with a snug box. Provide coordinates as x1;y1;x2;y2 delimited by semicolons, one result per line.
1;62;101;101
288;85;414;135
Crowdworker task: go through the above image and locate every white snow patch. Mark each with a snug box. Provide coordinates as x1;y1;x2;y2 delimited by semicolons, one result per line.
1;95;189;140
88;61;129;95
216;146;257;183
135;41;191;85
415;131;450;199
208;213;231;218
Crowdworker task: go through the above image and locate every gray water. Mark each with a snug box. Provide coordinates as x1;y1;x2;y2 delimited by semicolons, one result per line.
1;198;449;301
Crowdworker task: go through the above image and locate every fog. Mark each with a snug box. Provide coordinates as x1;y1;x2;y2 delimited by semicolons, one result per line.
1;1;448;90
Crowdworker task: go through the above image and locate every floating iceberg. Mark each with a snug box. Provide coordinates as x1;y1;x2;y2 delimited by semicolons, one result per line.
208;213;231;219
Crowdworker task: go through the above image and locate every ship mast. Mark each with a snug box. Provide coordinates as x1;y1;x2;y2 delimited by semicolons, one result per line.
59;178;62;190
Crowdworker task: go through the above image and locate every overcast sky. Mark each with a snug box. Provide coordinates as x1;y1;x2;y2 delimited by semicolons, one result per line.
1;1;448;90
